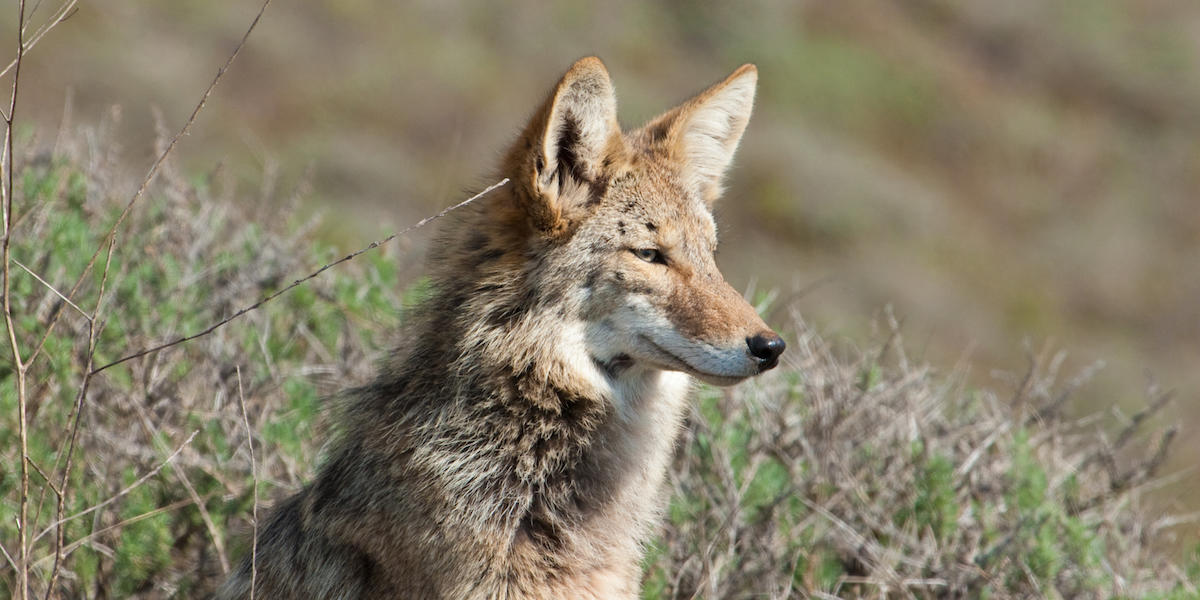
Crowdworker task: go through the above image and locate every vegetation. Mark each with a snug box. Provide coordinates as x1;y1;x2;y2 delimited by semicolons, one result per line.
0;140;1194;598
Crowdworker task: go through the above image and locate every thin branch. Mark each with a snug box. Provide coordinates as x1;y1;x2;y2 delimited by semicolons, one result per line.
0;0;79;80
25;456;59;497
237;367;258;597
1114;389;1172;450
23;0;45;33
0;539;16;576
33;430;198;544
24;0;273;370
2;2;30;599
174;450;231;573
13;258;91;320
91;177;508;374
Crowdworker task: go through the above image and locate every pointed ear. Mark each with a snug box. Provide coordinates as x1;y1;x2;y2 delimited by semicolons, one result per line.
508;57;623;235
645;64;756;204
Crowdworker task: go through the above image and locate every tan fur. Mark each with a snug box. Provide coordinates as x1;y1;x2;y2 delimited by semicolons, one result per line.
215;57;783;600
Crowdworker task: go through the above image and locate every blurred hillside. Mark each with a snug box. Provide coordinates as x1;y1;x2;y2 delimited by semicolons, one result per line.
4;0;1198;521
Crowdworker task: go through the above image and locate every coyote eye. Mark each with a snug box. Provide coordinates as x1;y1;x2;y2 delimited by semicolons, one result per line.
632;248;665;264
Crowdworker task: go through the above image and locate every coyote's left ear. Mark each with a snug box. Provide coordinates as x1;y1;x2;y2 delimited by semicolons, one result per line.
510;57;623;235
648;64;757;204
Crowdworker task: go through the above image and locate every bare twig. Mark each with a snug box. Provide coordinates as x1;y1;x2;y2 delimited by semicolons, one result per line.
2;2;31;598
1114;388;1172;450
0;539;17;576
178;452;232;574
91;177;508;374
13;258;91;320
0;0;78;80
237;367;258;598
24;0;274;370
24;457;59;497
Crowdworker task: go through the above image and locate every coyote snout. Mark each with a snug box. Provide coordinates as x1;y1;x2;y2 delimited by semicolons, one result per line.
218;57;782;600
586;239;785;386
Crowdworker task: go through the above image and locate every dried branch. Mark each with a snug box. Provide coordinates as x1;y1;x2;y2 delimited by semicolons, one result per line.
237;367;258;598
2;2;31;598
0;0;78;80
91;177;508;375
13;258;90;320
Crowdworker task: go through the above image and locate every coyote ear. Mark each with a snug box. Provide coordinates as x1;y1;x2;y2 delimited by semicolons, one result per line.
647;64;756;204
512;57;622;234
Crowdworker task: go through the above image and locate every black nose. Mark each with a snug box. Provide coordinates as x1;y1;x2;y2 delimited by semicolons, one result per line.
746;332;786;370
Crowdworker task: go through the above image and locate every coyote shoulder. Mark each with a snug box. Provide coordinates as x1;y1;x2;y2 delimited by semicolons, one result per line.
217;56;784;600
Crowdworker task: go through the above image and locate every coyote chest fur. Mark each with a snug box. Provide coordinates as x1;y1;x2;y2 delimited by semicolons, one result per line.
217;57;784;599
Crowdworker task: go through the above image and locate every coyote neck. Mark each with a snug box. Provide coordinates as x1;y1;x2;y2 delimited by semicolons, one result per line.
433;311;693;540
329;305;693;593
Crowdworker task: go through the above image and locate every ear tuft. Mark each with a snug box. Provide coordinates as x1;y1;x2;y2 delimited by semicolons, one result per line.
540;57;618;183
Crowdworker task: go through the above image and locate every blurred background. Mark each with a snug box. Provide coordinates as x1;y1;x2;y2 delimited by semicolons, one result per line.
5;0;1198;538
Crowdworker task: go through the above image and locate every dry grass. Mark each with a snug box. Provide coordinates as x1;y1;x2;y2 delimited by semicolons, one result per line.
649;312;1195;599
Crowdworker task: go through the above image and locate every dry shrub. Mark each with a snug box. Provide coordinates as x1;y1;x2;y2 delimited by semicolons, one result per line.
649;312;1196;599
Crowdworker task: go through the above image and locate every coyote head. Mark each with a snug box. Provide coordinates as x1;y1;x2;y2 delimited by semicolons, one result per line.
441;57;783;388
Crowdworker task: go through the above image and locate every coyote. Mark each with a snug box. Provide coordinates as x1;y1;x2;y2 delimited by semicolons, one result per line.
216;57;784;600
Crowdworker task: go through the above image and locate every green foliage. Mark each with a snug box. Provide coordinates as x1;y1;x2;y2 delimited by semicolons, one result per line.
0;156;406;597
111;473;173;595
901;441;959;543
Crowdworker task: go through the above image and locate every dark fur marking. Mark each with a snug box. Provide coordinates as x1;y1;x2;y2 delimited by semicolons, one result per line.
487;303;526;328
617;220;626;236
555;116;585;188
614;271;625;282
583;269;601;290
476;248;506;265
586;175;610;208
518;502;566;551
537;286;564;310
309;446;359;517
646;122;669;144
464;232;489;252
645;222;657;231
487;286;541;328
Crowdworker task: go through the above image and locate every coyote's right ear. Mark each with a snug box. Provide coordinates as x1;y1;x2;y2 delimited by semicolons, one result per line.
510;57;622;235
